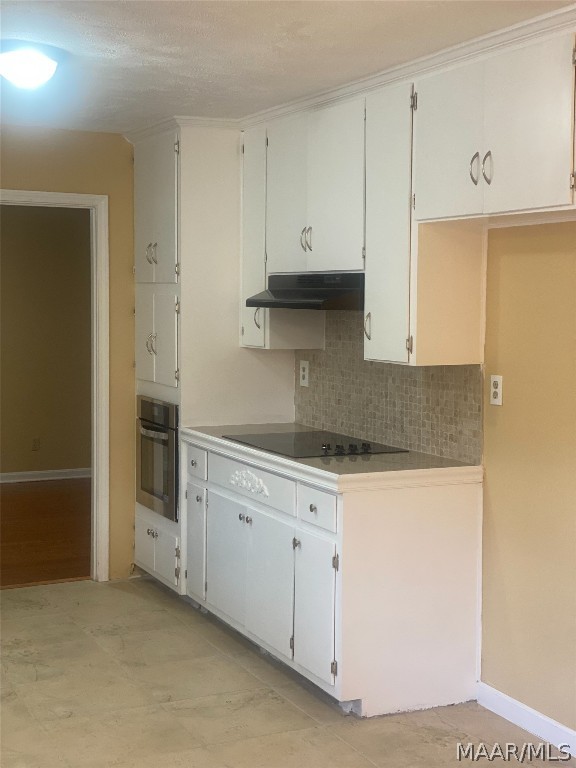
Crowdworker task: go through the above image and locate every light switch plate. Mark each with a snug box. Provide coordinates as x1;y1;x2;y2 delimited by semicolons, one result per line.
300;360;309;387
490;375;503;406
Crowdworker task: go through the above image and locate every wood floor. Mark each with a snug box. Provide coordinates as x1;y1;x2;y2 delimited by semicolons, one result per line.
0;478;91;588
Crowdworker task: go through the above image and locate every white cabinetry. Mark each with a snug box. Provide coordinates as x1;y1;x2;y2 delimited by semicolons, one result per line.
415;34;576;220
240;126;325;350
134;131;178;283
135;509;181;590
135;284;179;387
186;482;206;600
181;431;482;715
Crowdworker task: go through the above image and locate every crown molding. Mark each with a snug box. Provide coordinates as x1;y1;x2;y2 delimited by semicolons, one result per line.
126;115;239;143
240;5;576;128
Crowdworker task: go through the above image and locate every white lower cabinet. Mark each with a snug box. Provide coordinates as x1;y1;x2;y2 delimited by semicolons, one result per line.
182;438;483;715
293;529;336;685
135;509;181;591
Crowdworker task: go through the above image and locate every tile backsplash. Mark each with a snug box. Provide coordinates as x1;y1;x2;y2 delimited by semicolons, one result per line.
295;312;482;464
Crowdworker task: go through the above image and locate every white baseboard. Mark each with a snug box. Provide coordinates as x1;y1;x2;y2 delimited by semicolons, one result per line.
0;468;92;483
477;682;575;757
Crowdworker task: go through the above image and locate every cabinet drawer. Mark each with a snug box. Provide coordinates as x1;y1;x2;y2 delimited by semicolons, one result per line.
209;454;295;516
298;486;337;532
186;445;207;481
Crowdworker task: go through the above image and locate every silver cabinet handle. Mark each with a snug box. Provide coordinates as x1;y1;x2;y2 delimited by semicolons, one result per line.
145;243;153;264
482;151;493;185
190;459;197;467
292;537;301;549
145;333;153;355
300;227;307;252
309;504;317;514
147;527;154;536
305;226;312;251
140;426;168;441
239;513;245;521
363;312;372;341
151;242;158;264
253;308;261;330
469;152;480;186
196;495;202;503
245;516;253;525
150;333;157;355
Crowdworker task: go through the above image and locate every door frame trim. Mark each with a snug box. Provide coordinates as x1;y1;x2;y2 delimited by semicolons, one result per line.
1;189;110;582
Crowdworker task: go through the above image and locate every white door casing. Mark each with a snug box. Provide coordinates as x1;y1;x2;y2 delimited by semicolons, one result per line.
0;189;110;582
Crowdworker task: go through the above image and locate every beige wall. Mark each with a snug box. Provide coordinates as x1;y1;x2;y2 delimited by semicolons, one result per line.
0;126;135;579
482;222;576;730
1;206;91;472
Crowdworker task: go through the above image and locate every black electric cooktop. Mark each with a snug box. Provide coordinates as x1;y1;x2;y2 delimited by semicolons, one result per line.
222;430;409;459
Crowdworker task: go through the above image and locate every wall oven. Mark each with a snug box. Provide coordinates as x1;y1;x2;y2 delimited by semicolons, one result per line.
136;396;179;522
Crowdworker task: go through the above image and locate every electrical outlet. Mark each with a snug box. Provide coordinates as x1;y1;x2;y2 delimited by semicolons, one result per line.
32;437;41;451
300;360;309;387
490;375;503;406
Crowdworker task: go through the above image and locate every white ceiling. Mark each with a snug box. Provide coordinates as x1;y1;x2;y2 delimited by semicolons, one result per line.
0;1;573;134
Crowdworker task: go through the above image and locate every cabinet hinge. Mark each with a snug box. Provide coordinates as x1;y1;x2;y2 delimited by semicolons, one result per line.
175;546;181;559
570;172;576;191
132;265;136;276
264;249;268;264
175;566;181;580
331;660;338;677
174;139;180;154
410;90;418;111
241;325;245;336
406;335;414;354
332;553;339;571
289;635;294;651
362;246;366;263
412;193;416;210
175;369;180;382
241;144;245;155
175;299;181;314
266;136;269;147
185;569;187;578
175;262;180;277
185;489;188;499
572;47;576;66
205;579;208;593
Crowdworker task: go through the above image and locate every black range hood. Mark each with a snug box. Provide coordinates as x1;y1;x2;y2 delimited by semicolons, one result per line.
246;272;364;311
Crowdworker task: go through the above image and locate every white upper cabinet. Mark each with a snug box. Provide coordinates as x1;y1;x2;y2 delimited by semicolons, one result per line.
307;98;366;272
414;62;484;220
134;131;179;283
135;284;179;387
266;115;308;274
414;33;575;220
482;34;575;214
364;83;414;364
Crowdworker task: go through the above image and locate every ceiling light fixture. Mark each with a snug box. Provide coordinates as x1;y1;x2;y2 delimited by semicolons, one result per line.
0;42;61;89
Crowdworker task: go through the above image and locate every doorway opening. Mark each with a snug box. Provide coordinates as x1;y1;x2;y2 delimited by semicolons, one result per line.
0;190;109;586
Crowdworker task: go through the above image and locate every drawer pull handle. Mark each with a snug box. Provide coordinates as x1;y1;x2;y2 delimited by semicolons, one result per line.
147;528;154;536
309;504;318;514
190;459;197;467
196;495;202;503
229;469;270;498
245;516;253;525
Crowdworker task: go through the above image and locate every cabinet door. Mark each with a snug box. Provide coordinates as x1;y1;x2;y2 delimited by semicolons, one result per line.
365;84;413;364
294;530;336;685
307;98;366;271
206;490;247;626
134;514;155;574
245;509;295;659
414;62;484;220
134;131;178;283
483;34;575;214
186;482;206;600
154;527;179;587
266;115;308;274
241;127;267;348
153;286;178;388
135;285;154;382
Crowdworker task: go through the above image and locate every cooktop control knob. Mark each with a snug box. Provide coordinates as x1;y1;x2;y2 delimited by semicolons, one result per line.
335;444;346;456
361;442;372;453
348;443;358;454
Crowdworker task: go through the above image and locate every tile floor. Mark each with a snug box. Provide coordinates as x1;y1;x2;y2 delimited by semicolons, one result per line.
1;577;572;767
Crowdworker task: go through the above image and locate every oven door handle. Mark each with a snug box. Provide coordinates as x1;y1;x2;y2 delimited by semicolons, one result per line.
139;426;169;442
